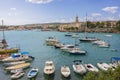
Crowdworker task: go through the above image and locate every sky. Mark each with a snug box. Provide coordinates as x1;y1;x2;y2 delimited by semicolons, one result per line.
0;0;120;25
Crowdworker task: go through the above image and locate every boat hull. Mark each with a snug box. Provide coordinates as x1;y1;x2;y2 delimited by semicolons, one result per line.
0;48;19;54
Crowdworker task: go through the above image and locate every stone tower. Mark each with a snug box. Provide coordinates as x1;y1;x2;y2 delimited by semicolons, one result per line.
76;16;79;23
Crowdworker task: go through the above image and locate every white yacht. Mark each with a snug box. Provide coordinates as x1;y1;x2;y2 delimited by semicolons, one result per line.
99;42;110;48
84;64;99;72
97;62;111;71
61;65;70;77
73;60;87;75
68;48;86;55
45;37;59;46
44;60;55;75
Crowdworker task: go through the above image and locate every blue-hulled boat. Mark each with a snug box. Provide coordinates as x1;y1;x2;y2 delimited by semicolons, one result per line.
27;68;39;78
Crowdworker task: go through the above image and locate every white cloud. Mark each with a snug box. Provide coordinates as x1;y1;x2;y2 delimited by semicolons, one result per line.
107;16;116;21
26;0;53;4
102;6;119;13
10;8;16;11
91;13;101;17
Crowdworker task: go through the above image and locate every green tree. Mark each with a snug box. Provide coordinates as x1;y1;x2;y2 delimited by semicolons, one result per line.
116;20;120;31
106;21;111;28
83;66;120;80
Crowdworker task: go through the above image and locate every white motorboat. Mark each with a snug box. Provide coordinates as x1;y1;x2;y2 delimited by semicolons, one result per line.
45;37;59;46
44;60;55;75
65;33;72;36
68;48;86;55
54;43;64;48
27;68;39;78
2;53;32;62
61;65;70;77
104;34;112;37
72;34;79;38
11;68;23;74
63;44;75;48
109;63;118;69
84;64;99;72
61;47;71;52
4;61;25;66
99;42;110;48
97;62;111;71
11;71;24;79
5;63;31;71
73;60;87;75
92;40;106;45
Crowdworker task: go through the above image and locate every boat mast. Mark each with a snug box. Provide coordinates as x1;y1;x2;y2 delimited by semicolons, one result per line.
85;13;88;38
2;20;7;49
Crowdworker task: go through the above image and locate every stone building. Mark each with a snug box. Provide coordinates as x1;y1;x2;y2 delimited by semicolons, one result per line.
58;16;84;32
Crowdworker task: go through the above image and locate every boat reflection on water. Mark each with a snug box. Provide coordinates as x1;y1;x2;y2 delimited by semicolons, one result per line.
44;73;55;80
61;74;71;80
29;77;36;80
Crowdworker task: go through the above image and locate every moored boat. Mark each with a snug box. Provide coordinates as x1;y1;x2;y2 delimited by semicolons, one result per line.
45;37;59;46
11;71;24;79
84;64;99;72
5;63;31;71
3;61;26;66
68;48;86;55
2;53;33;62
73;60;87;75
0;48;19;54
11;68;23;74
79;37;99;42
27;68;39;78
44;60;55;75
61;65;70;77
97;62;111;71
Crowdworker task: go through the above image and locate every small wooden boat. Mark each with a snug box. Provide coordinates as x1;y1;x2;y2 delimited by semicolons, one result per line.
73;60;87;75
11;71;24;79
27;68;39;78
4;61;26;66
97;62;111;71
44;60;55;75
11;68;23;74
0;48;19;54
61;65;70;77
84;64;99;72
5;63;31;71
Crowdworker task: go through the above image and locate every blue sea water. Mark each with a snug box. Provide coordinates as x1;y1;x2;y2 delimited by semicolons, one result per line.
0;30;120;80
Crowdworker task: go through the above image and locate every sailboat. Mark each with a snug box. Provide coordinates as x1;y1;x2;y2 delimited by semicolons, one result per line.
68;36;87;55
79;14;99;42
0;20;19;54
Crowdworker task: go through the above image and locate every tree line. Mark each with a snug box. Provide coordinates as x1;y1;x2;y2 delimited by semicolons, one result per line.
83;65;120;80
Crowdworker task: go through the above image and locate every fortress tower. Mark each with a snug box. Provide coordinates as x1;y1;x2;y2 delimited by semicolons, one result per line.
76;16;79;23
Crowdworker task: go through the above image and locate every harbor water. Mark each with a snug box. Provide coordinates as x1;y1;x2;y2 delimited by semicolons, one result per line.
0;30;120;80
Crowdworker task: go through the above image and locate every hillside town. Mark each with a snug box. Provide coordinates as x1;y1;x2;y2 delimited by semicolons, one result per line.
0;16;120;33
